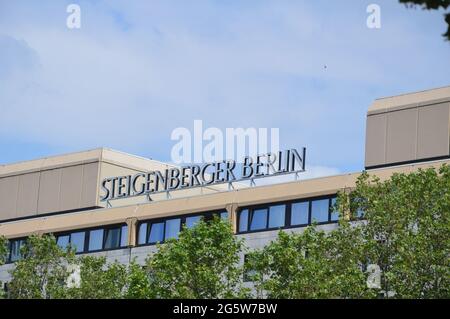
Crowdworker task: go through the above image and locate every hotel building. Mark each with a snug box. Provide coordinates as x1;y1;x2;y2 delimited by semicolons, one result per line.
1;86;449;285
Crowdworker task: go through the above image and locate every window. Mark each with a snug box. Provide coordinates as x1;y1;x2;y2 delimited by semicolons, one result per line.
138;223;148;245
54;224;127;255
137;210;228;245
185;215;202;229
250;208;267;231
330;198;339;221
268;205;285;228
239;209;249;232
9;239;26;262
356;208;365;218
120;225;128;247
57;235;70;250
104;227;121;250
311;199;329;223
71;232;86;253
149;222;164;243
88;229;104;251
220;211;229;220
237;195;338;234
291;202;309;225
165;219;181;240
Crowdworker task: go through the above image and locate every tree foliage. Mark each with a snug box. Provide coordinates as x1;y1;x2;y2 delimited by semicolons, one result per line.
65;256;128;299
248;164;450;299
0;236;7;299
7;235;76;299
399;0;450;40
247;222;374;299
347;164;450;298
0;236;6;265
1;165;449;299
145;217;249;299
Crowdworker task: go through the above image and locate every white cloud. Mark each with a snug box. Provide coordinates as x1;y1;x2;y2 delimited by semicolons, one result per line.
0;0;449;171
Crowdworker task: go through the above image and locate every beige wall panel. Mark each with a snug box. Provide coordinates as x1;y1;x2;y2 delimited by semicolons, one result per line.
1;159;449;239
417;103;450;159
365;114;387;167
37;169;62;214
99;162;143;205
81;162;100;208
59;165;83;211
100;162;142;180
15;172;40;218
0;176;19;220
386;108;418;164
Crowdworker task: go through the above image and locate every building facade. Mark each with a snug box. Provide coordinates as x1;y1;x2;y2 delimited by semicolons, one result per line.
1;86;450;284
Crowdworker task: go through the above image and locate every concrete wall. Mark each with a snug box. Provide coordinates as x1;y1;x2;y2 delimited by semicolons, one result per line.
0;149;179;222
365;86;450;168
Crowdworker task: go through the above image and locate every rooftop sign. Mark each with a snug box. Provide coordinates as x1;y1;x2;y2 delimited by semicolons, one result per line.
100;148;306;202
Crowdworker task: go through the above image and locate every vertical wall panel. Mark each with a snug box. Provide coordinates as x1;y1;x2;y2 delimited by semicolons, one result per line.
0;176;19;220
59;165;83;211
81;162;100;208
15;172;40;218
37;169;62;214
365;114;387;168
417;102;450;159
386;108;418;164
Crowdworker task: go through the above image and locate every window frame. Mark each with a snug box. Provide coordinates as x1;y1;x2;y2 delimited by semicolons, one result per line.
54;223;128;254
136;209;229;247
237;194;338;235
5;237;27;264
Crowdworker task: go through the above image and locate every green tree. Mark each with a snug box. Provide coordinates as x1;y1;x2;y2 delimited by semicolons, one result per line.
0;236;6;265
248;165;449;299
124;261;155;299
346;164;450;298
247;223;374;299
145;217;249;299
0;236;7;298
65;256;128;299
7;235;76;299
399;0;450;40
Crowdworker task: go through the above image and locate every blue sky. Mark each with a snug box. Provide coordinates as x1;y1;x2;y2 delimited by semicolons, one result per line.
0;0;449;177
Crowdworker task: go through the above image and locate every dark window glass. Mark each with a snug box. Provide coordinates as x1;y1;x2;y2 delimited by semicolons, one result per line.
10;240;25;262
268;205;285;228
120;225;128;247
311;199;329;223
239;209;249;232
57;235;70;250
185;216;201;229
291;202;309;225
330;197;339;221
149;222;164;243
220;211;229;220
165;219;181;240
250;208;268;231
356;208;365;218
71;232;86;253
88;229;104;251
104;227;121;250
138;223;147;245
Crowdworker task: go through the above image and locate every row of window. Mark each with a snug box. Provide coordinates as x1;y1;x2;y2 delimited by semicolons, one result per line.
4;194;356;263
137;210;228;245
238;196;339;233
56;224;128;253
4;224;128;264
